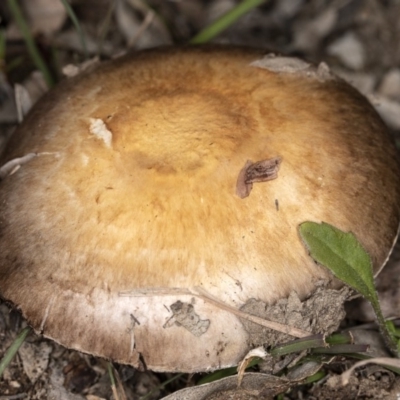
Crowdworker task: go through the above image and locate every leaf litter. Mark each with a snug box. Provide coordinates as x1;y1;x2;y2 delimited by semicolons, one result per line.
2;0;400;398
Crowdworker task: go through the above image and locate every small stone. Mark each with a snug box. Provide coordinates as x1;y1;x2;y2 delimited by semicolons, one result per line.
293;8;337;52
378;69;400;100
328;32;365;70
334;68;376;95
367;94;400;130
19;341;52;384
274;0;305;19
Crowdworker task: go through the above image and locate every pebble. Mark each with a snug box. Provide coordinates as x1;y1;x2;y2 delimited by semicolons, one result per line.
327;32;365;70
333;68;376;95
293;8;337;52
367;94;400;130
378;68;400;100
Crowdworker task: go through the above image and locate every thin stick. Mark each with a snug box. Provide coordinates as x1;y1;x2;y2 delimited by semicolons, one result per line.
194;287;311;338
120;286;311;338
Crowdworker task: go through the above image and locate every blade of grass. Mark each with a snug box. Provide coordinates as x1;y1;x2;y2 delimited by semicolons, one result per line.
325;332;353;345
7;0;54;87
140;373;184;400
304;370;326;384
0;29;5;75
97;0;115;55
270;335;327;357
0;29;5;62
197;367;237;385
0;326;31;377
107;362;120;400
190;0;266;44
312;344;369;354
59;0;88;59
5;56;24;73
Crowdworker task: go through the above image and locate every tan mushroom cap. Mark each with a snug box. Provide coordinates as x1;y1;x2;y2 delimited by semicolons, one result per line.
0;46;399;372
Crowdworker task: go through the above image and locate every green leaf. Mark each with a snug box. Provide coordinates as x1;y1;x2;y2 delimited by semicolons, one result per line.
299;221;399;357
298;221;377;305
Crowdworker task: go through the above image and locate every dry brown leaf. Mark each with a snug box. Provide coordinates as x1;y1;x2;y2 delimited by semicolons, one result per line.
161;373;290;400
18;341;52;384
341;358;400;385
237;347;269;387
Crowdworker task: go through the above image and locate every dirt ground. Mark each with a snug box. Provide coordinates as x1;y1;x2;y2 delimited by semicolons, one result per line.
1;0;400;399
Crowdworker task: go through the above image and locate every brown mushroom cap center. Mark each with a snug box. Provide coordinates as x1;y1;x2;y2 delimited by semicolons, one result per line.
112;91;243;174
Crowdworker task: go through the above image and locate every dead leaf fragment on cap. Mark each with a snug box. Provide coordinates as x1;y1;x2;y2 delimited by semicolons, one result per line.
236;157;282;198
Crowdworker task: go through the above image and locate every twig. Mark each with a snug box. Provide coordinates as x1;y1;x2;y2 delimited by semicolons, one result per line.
120;286;311;338
194;287;311;338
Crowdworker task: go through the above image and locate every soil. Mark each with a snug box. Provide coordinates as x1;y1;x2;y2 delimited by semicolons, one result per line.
1;1;400;399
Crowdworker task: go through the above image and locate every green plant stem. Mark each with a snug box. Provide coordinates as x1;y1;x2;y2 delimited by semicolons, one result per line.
0;326;31;377
59;0;88;59
0;29;5;61
372;303;399;357
97;0;115;55
197;367;237;385
365;288;399;357
107;362;121;400
190;0;266;44
312;344;369;354
299;221;399;358
325;332;353;345
7;0;54;87
107;362;116;387
305;370;326;384
271;335;327;357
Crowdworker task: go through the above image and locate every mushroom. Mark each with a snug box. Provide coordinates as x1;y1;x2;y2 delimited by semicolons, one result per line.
0;46;399;373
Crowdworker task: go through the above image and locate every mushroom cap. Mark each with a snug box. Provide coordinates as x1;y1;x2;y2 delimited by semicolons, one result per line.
0;46;399;372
